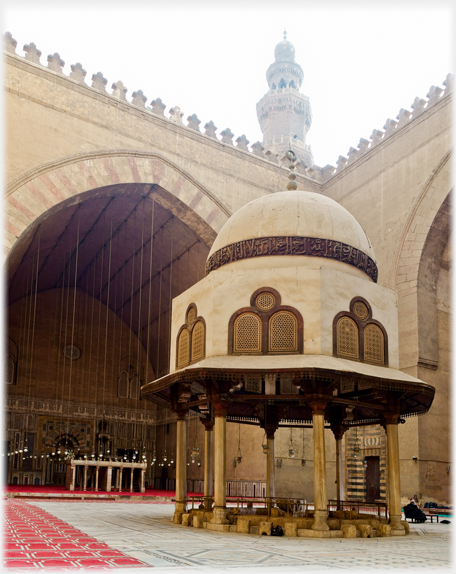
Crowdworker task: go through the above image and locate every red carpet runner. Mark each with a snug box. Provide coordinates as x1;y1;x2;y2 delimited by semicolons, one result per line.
3;499;148;569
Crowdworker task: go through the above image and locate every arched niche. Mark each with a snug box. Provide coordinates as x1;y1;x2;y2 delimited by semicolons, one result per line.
416;195;451;370
6;174;224;380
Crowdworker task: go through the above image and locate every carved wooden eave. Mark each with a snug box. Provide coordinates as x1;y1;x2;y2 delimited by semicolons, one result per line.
141;355;435;425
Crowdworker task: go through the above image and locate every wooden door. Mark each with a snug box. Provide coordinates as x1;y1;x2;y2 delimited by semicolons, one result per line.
366;456;380;502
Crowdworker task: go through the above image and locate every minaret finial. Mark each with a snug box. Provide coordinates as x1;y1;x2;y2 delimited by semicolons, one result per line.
286;149;297;190
283;29;287;40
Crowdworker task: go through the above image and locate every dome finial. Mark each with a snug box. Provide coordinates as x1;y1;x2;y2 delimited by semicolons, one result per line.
286;149;298;191
283;29;287;40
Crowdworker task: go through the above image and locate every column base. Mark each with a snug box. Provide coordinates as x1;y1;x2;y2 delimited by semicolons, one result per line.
173;501;187;524
311;509;330;531
389;514;405;531
210;506;229;524
204;496;213;511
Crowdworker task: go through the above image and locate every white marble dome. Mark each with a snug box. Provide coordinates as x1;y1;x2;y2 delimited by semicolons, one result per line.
208;190;376;261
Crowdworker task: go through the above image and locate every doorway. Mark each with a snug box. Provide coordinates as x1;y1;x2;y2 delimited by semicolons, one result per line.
365;456;380;502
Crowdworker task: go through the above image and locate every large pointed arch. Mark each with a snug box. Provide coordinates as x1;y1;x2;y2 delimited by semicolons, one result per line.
4;149;231;257
392;150;452;371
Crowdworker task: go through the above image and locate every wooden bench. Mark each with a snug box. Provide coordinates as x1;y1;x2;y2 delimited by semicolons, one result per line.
408;513;453;523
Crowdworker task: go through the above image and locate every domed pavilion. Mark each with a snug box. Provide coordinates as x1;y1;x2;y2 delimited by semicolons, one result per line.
142;157;435;537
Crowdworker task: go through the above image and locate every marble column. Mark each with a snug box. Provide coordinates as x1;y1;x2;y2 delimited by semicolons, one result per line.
95;466;99;491
332;426;346;508
106;465;112;492
266;434;275;500
49;458;55;484
173;413;187;523
140;468;146;493
385;416;404;531
83;464;88;492
311;403;329;530
210;410;229;524
69;465;76;491
203;421;214;510
118;467;123;492
130;467;134;492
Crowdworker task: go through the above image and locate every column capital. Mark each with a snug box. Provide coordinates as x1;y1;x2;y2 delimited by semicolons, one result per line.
201;418;214;431
309;401;328;415
264;419;279;439
213;403;227;417
381;412;400;426
330;424;347;441
260;404;280;437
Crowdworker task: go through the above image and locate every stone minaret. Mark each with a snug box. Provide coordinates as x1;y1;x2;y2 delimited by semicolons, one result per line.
256;32;313;167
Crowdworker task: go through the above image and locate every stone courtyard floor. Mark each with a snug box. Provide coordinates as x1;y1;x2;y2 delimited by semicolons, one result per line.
3;498;453;572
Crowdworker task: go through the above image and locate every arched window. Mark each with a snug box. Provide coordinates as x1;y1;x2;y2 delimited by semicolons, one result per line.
268;311;298;352
336;317;359;359
333;297;388;365
191;321;205;363
129;373;140;399
5;353;15;385
118;370;128;398
176;305;206;368
233;313;262;353
177;329;190;368
229;288;303;355
364;324;385;365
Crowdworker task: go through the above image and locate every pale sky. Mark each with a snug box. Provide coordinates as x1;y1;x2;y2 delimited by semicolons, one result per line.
2;0;454;167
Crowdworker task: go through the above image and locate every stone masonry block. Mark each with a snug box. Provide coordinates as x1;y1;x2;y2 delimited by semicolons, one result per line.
284;522;298;537
341;524;357;538
181;513;192;526
203;512;214;523
259;521;272;536
327;519;340;530
237;519;250;534
193;515;204;528
377;524;391;537
357;524;373;538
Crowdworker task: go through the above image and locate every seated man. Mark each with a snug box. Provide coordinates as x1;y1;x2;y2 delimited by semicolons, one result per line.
404;501;427;523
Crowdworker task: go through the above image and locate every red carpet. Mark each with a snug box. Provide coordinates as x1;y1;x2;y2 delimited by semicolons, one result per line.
3;499;147;569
